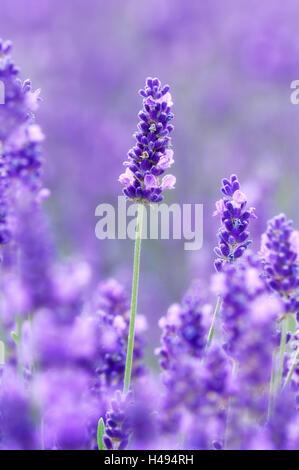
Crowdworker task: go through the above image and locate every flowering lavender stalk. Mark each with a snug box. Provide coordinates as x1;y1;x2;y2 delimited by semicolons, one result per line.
260;214;299;393
213;175;256;272
207;175;256;348
120;78;175;394
260;214;299;314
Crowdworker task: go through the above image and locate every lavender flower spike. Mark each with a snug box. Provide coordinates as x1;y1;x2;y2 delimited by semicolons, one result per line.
213;175;256;272
260;214;299;316
260;215;299;402
103;391;132;450
119;77;175;203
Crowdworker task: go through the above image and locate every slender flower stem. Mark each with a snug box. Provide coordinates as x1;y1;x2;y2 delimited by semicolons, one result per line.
206;296;222;349
267;351;277;420
276;317;288;392
123;203;144;394
283;350;299;390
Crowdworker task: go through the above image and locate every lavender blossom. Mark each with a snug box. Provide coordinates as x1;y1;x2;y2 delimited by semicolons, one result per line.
103;390;132;450
90;279;147;391
157;281;210;370
260;213;299;315
119;77;175;203
214;175;256;272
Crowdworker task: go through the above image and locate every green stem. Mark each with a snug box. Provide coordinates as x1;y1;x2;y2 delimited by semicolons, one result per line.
283;350;299;390
123;203;144;394
276;317;288;392
206;296;222;349
267;351;277;420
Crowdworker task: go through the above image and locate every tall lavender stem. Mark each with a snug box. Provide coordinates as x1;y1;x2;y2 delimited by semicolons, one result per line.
206;295;222;349
123;203;144;394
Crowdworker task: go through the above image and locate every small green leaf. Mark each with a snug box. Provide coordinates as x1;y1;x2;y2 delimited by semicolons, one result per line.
97;417;106;450
11;331;19;344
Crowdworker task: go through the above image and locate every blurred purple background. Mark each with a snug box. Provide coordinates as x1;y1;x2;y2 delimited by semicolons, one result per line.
2;0;299;345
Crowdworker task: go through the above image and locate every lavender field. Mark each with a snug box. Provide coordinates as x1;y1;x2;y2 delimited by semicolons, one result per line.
0;0;299;451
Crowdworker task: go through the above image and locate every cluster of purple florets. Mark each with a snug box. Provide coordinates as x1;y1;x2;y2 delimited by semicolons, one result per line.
119;77;175;203
260;213;299;316
214;174;256;272
103;391;133;450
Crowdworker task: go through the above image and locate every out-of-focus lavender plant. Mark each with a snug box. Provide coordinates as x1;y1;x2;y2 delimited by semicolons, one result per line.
260;214;299;315
31;277;147;449
212;255;282;448
157;283;232;449
260;214;299;400
88;279;147;393
157;281;210;369
0;39;44;247
0;366;38;449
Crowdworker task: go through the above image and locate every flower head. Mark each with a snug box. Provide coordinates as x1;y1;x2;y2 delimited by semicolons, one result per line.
103;391;133;450
260;213;299;315
214;175;256;272
119;77;175;203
